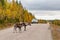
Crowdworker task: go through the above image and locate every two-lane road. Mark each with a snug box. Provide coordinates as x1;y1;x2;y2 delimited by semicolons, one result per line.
0;24;53;40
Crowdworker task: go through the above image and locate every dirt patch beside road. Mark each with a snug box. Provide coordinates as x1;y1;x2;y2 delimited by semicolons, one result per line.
51;24;60;40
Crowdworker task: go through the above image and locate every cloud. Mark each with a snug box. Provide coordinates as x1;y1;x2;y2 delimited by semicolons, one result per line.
21;0;60;10
28;10;60;20
21;0;60;20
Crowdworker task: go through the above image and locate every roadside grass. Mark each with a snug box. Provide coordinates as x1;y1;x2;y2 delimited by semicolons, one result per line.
0;23;14;30
51;24;60;40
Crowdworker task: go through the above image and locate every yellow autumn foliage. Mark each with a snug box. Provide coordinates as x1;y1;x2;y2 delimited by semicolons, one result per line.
0;0;35;24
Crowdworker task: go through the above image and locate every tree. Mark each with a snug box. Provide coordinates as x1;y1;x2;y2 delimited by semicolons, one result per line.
0;0;35;25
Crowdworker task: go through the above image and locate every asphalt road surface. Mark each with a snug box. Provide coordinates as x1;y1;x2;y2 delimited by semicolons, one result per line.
0;24;53;40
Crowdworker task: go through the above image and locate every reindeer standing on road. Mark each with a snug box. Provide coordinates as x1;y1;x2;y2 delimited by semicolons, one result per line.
13;22;31;33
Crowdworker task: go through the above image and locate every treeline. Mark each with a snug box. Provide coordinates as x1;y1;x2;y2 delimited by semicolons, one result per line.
38;19;60;26
0;0;35;29
38;19;47;23
49;20;60;26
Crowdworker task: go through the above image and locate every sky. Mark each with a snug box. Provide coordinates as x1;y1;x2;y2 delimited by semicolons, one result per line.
20;0;60;20
28;10;60;20
21;0;60;10
9;0;60;20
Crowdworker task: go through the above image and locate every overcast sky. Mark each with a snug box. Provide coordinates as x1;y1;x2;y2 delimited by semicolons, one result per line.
20;0;60;20
21;0;60;10
12;0;60;20
28;10;60;20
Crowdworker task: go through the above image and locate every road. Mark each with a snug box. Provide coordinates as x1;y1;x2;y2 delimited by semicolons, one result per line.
0;24;53;40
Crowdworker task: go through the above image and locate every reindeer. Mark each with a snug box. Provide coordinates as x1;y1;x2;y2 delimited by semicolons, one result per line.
13;22;31;33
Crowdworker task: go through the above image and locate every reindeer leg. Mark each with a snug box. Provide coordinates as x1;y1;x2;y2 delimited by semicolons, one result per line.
18;27;21;33
24;26;26;31
13;26;17;33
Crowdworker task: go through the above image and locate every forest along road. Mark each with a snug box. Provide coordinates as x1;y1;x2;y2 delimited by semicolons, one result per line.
0;24;53;40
